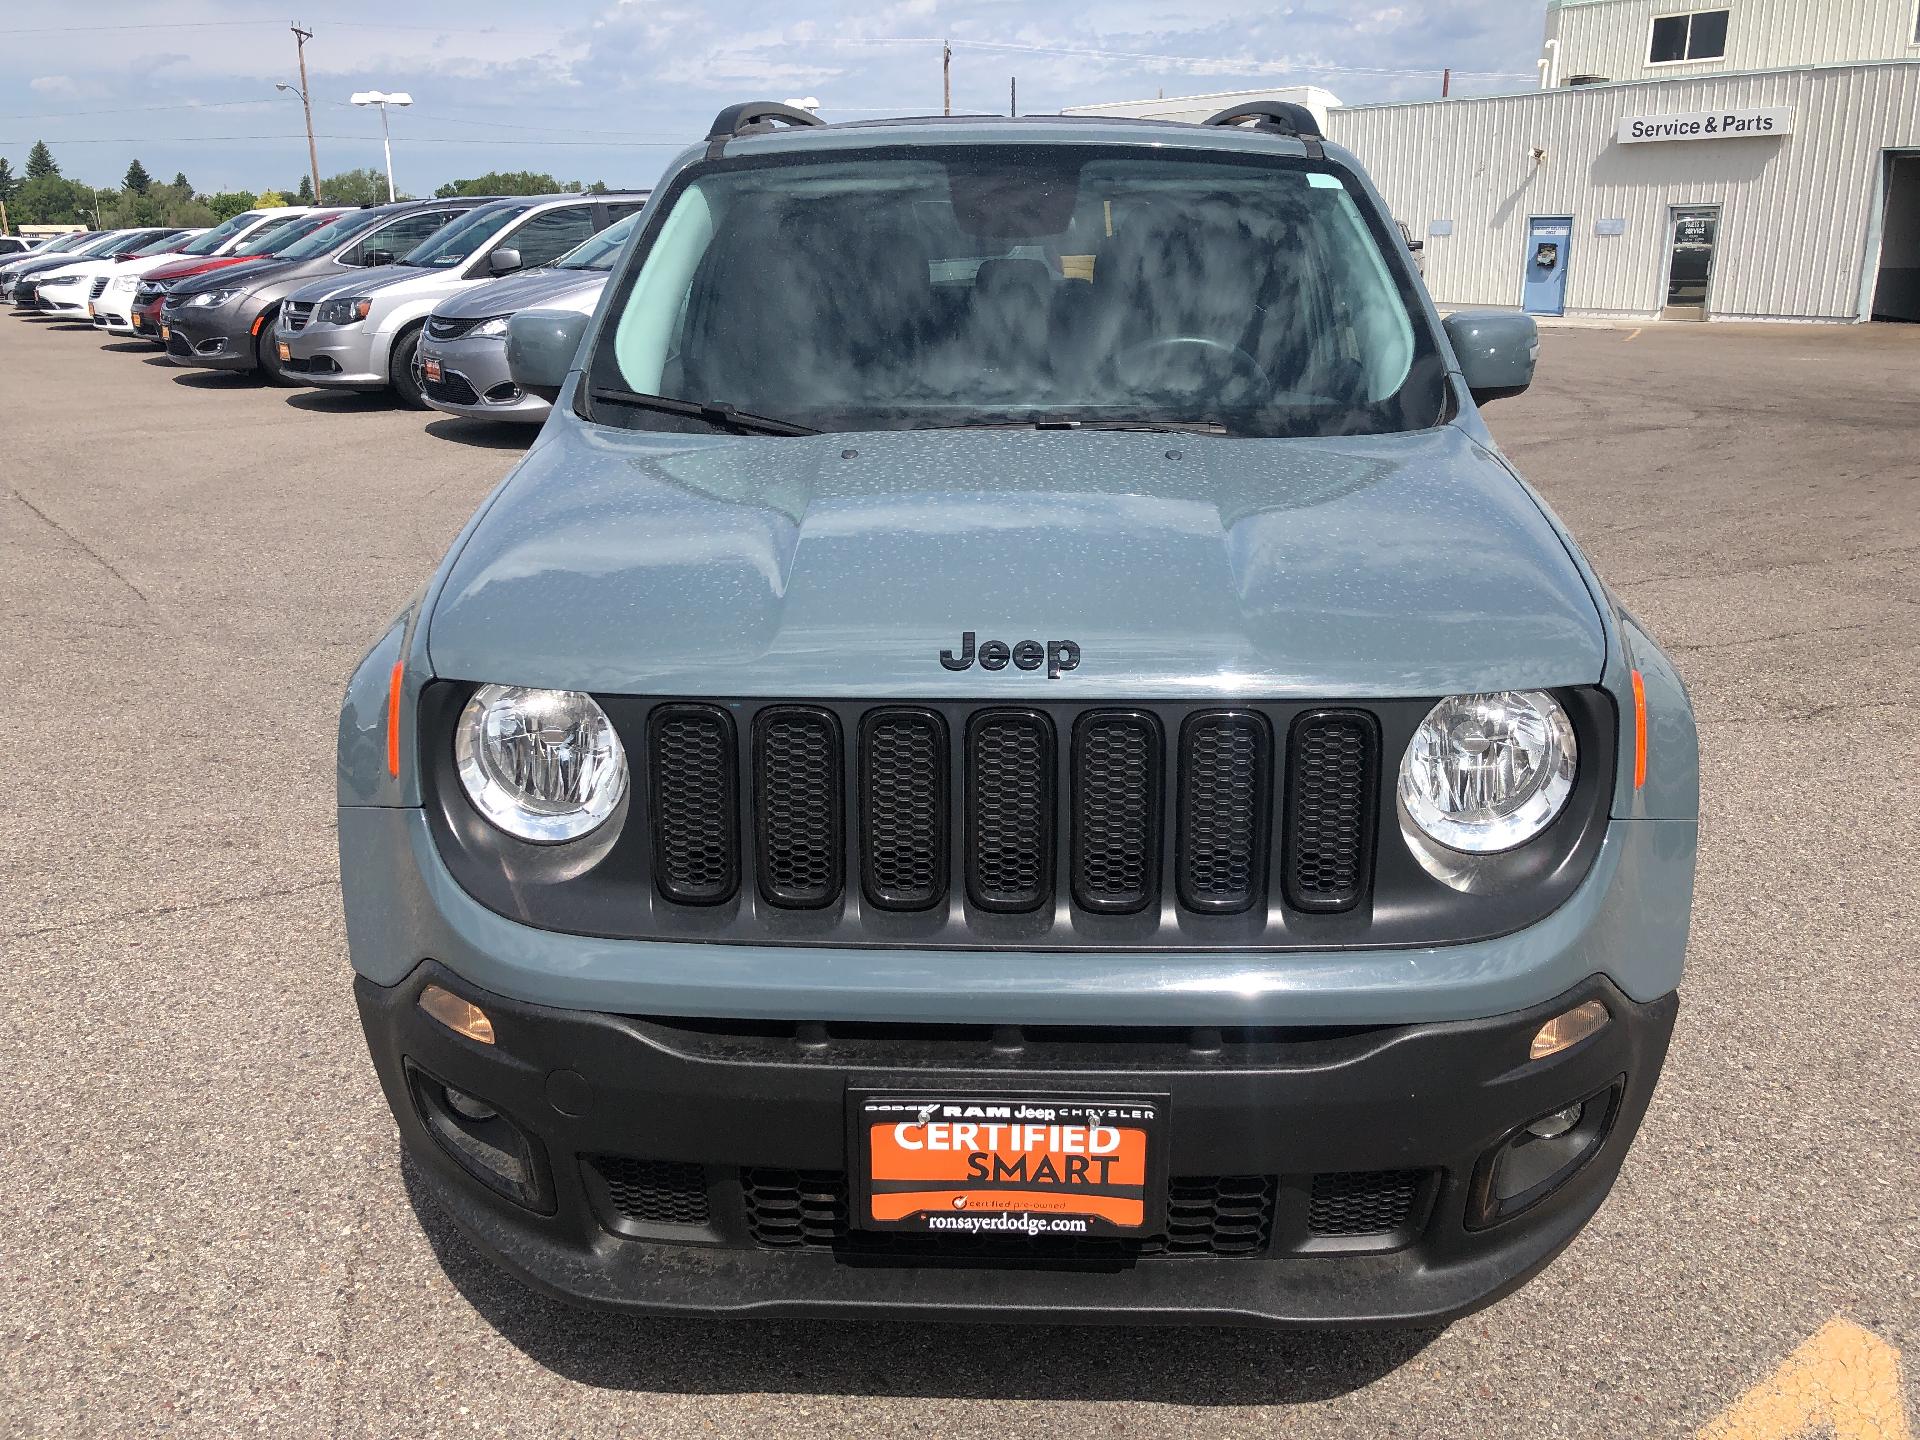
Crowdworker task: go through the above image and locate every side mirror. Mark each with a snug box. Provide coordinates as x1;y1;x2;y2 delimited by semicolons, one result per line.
362;248;395;267
506;308;590;402
1444;310;1538;405
1407;239;1425;255
488;247;522;276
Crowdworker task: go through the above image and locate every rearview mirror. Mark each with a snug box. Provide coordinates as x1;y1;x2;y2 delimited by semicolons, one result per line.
488;247;522;276
362;248;395;267
1444;310;1538;405
506;308;590;403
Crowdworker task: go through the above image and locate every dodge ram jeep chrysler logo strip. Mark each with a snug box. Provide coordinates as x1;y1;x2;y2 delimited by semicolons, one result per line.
940;631;1081;679
856;1094;1164;1235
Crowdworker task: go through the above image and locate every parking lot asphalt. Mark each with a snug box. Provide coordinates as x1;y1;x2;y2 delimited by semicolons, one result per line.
2;315;1916;1439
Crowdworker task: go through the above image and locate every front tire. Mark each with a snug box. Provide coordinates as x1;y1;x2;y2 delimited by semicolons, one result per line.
254;318;291;386
389;322;428;409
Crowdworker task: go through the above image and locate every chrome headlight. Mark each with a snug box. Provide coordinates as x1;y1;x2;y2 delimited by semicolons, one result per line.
111;274;138;291
187;288;234;307
468;314;510;338
455;685;627;844
1398;691;1577;853
318;296;373;325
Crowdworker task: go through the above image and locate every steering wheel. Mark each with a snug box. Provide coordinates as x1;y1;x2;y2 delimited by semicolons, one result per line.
1112;336;1269;396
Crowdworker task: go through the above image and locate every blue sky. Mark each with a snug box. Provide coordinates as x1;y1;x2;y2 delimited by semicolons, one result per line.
0;2;1550;194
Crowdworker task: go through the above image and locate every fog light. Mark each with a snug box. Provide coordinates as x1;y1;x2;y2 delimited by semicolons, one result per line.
1530;999;1608;1060
444;1087;497;1122
1526;1103;1583;1139
419;984;495;1044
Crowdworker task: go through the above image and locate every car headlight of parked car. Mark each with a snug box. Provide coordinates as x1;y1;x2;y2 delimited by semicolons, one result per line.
467;315;511;339
1397;690;1577;854
318;296;374;325
187;289;236;307
111;274;138;291
454;684;627;844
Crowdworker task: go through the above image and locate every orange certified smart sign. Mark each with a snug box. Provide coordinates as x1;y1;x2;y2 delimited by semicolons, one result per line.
856;1094;1166;1237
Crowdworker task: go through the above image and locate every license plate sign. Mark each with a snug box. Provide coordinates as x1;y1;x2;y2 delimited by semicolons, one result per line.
277;341;291;362
87;303;95;318
855;1094;1165;1236
422;357;442;382
160;325;169;341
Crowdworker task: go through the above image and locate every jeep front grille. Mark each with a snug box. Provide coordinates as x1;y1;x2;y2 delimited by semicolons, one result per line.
420;687;1624;951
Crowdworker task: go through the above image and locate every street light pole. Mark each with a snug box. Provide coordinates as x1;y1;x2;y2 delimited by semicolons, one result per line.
291;24;321;202
350;91;413;203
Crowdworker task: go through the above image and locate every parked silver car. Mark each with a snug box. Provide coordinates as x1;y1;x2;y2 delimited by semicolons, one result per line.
274;192;649;407
418;209;644;423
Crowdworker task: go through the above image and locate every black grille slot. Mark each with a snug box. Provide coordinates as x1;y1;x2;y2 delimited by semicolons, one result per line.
1307;1169;1425;1236
754;707;842;908
966;710;1055;912
89;277;109;300
1071;711;1162;914
741;1167;849;1247
741;1169;1274;1258
1286;711;1379;912
590;1157;710;1226
648;704;739;905
1176;712;1271;913
860;709;947;910
421;371;480;407
281;301;311;332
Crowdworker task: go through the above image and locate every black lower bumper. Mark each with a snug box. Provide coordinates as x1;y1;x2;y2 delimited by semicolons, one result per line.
161;313;254;369
356;964;1677;1328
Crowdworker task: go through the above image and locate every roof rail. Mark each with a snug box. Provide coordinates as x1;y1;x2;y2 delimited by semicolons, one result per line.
1201;101;1325;155
706;101;827;143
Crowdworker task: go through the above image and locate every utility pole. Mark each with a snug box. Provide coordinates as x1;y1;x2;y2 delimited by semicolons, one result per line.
1442;67;1452;98
942;40;952;115
1010;76;1017;117
292;23;322;203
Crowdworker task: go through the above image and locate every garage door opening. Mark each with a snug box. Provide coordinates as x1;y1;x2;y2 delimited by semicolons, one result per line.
1872;152;1920;323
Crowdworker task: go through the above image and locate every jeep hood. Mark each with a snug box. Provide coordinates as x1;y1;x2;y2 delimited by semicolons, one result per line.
427;423;1607;699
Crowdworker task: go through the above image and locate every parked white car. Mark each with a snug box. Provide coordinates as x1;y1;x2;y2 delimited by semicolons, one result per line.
32;229;205;326
113;207;318;333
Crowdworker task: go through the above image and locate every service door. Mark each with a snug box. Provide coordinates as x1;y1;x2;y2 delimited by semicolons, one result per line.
1522;216;1573;316
1664;205;1720;321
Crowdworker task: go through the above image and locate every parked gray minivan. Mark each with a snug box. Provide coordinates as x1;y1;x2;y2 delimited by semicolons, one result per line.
338;101;1697;1329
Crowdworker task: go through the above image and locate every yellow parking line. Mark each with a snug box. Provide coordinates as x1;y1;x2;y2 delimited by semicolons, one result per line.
1625;328;1643;342
1697;1318;1913;1440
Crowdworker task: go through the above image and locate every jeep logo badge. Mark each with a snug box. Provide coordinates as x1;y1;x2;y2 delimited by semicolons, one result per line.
940;631;1081;679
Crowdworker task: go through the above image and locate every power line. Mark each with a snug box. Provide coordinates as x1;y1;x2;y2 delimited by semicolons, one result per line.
0;98;278;121
0;19;560;37
837;35;1538;81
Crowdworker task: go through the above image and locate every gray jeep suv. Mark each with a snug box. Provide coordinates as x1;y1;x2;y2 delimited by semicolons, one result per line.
337;102;1697;1328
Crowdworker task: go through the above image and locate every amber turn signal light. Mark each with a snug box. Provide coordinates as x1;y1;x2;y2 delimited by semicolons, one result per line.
419;984;496;1044
1529;999;1609;1060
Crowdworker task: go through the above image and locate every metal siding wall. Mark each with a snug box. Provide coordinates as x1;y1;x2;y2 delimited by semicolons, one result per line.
1328;62;1920;320
1552;0;1920;84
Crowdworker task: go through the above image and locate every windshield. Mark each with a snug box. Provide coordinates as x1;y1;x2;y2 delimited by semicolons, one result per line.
594;147;1443;438
130;232;187;258
276;210;382;260
76;232;132;257
234;214;332;256
557;211;640;270
180;212;261;256
400;203;533;267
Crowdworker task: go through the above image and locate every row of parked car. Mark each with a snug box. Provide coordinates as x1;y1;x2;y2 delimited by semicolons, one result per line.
0;190;650;423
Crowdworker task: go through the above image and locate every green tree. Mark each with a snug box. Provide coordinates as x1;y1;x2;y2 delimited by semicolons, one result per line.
12;173;93;225
204;190;258;221
295;174;314;204
319;167;394;206
433;169;562;198
123;158;152;194
171;171;189;191
25;140;59;180
0;158;16;206
255;190;288;208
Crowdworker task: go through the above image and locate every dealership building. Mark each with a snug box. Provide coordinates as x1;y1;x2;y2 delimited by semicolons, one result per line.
1071;0;1920;323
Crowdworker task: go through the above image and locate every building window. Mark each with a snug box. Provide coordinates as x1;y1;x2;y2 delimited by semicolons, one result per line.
1649;10;1729;64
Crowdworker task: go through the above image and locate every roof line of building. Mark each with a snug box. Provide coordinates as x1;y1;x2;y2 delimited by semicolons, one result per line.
1329;54;1920;114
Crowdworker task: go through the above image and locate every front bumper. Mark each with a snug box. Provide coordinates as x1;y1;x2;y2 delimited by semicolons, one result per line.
360;961;1676;1327
161;305;259;370
419;333;549;422
276;318;386;387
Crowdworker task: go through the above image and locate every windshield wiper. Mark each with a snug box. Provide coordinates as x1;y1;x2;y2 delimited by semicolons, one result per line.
588;387;818;437
941;417;1230;434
